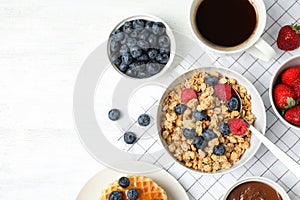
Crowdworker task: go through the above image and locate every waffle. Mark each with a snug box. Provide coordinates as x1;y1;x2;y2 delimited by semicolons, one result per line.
100;175;168;200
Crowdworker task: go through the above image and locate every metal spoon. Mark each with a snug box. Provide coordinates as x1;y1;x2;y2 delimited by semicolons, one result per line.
232;88;300;179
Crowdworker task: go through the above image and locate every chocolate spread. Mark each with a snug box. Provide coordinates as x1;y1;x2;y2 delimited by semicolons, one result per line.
227;181;283;200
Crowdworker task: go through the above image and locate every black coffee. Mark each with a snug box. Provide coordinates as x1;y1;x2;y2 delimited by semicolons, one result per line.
195;0;257;47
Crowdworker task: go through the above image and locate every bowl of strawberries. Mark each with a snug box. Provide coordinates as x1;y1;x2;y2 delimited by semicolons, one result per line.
270;55;300;130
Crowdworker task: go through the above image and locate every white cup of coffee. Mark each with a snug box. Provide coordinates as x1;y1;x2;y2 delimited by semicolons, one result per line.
189;0;276;61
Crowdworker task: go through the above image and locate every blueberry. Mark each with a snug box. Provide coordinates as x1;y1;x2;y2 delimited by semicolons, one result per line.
147;48;158;60
213;144;226;156
174;104;187;114
111;31;125;42
148;34;158;47
137;71;148;79
124;132;137;144
138;29;150;40
159;48;170;54
130;46;142;58
119;63;128;72
111;54;122;66
126;69;137;77
183;128;196;139
136;54;149;63
111;29;121;36
119;44;129;55
228;97;239;111
108;191;123;200
110;39;120;52
137;63;146;72
219;122;230;135
121;52;133;65
123;21;133;33
108;109;121;121
138;114;151;126
158;35;170;48
202;129;216;140
193;136;207;149
137;40;150;50
146;62;161;75
204;75;219;86
156;53;169;64
118;177;130;188
193;110;207;121
126;37;137;48
127;188;139;200
130;29;139;38
145;21;154;29
133;19;145;29
120;34;129;45
152;22;166;35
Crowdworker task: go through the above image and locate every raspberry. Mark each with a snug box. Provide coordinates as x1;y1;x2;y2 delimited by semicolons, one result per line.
181;88;197;103
229;119;248;136
213;84;232;101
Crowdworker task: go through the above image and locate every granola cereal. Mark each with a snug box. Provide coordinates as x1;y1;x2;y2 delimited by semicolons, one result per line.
160;71;256;172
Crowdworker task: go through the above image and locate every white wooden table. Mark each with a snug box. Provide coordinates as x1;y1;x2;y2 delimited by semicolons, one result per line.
0;0;193;199
1;0;299;199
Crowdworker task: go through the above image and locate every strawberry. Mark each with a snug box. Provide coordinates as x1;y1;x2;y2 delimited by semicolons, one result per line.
281;66;300;86
229;119;248;136
277;24;300;51
273;84;297;110
284;105;300;126
181;88;197;103
293;79;300;99
213;84;232;101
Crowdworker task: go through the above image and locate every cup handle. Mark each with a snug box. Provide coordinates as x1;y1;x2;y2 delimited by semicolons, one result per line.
246;38;276;61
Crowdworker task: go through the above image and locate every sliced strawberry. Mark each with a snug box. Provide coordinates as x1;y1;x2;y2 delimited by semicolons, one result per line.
213;84;232;101
181;88;197;103
281;66;300;86
284;105;300;126
273;84;297;110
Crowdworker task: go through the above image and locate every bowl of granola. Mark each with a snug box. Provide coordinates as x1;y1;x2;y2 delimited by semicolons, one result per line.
157;67;266;174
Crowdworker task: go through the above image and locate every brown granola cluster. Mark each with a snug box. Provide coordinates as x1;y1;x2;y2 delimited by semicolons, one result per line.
160;71;256;172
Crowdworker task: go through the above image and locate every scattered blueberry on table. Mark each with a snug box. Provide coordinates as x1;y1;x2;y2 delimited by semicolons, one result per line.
109;19;171;78
124;132;137;144
138;114;151;126
108;109;121;121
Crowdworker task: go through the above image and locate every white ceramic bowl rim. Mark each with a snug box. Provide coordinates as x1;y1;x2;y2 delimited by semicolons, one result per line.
223;176;291;200
269;54;300;131
157;66;267;175
107;13;176;80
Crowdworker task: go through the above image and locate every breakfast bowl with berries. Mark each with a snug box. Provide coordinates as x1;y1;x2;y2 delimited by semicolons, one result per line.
269;55;300;131
157;66;266;174
107;14;175;80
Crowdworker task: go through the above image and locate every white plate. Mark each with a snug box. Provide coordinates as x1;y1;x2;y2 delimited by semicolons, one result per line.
76;161;189;200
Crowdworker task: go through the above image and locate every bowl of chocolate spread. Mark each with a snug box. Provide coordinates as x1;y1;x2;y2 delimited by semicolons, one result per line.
223;177;290;200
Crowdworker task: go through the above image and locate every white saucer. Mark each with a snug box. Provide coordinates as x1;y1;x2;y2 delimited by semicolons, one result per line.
76;161;189;200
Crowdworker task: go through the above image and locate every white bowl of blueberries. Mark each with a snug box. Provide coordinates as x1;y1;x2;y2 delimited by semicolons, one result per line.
108;14;176;79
